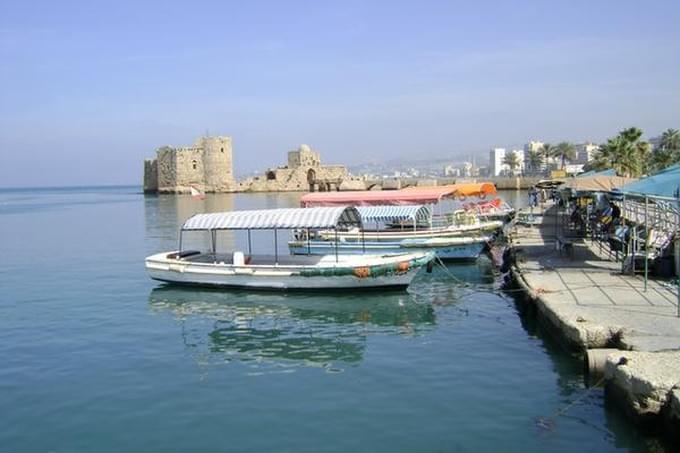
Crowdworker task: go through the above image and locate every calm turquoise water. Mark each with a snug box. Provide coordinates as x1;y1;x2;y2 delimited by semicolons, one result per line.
0;187;666;452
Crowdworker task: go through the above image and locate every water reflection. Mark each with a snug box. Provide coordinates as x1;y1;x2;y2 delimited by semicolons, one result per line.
149;286;436;372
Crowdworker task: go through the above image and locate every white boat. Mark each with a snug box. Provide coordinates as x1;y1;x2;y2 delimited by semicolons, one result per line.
145;207;434;291
289;205;492;259
289;236;490;259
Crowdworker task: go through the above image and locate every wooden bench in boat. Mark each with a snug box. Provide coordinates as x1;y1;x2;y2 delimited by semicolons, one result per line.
178;252;326;266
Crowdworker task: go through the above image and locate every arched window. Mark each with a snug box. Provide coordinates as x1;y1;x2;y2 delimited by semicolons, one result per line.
192;160;197;170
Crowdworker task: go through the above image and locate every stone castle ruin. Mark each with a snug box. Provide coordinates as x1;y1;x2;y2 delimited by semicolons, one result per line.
241;144;348;192
143;135;348;193
144;136;234;193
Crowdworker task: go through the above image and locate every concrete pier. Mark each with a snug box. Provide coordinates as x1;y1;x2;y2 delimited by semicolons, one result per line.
509;203;680;439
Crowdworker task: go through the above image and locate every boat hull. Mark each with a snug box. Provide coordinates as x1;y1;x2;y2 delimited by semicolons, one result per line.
289;239;487;260
317;220;502;242
145;251;431;290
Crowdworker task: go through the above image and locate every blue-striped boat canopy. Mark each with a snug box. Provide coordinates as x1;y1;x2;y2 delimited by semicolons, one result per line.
182;207;362;231
356;204;432;224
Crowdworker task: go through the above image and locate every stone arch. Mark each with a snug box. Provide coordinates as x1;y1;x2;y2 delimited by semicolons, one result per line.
307;168;316;191
266;170;276;180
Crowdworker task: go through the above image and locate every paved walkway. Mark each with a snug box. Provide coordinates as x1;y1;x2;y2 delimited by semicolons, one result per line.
510;203;680;436
510;203;680;351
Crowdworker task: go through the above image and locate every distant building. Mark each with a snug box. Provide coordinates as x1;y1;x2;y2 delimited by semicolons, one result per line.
510;149;525;175
144;138;348;193
649;136;663;150
489;147;506;176
523;140;546;171
524;140;544;155
573;142;600;164
443;165;460;177
144;135;234;194
240;144;348;192
489;148;525;176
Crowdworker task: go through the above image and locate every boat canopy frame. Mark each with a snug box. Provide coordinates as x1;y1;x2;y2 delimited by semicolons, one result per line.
178;207;363;263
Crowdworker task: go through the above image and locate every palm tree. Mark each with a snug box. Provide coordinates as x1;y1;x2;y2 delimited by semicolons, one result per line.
590;127;651;177
651;148;678;172
538;143;554;170
659;128;680;150
527;149;543;175
553;142;576;170
645;128;680;173
593;137;619;170
502;151;520;175
620;126;643;144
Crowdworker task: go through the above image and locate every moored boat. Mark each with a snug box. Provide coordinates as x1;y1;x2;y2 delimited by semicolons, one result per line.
289;204;492;260
145;207;435;291
289;236;490;260
301;183;506;235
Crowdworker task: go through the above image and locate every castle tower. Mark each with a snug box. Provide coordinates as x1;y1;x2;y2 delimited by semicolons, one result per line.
201;136;234;192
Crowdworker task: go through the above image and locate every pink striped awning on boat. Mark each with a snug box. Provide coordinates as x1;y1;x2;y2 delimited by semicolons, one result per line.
300;183;497;207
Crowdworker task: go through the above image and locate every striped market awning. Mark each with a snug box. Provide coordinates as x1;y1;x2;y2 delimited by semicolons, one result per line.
181;207;362;231
356;205;431;223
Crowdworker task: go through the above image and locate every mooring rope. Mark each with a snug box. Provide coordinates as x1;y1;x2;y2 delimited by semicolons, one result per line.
429;254;528;294
534;358;634;433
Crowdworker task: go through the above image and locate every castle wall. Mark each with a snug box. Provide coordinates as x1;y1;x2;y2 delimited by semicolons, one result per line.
144;138;345;194
157;146;178;192
143;159;158;193
242;164;348;192
288;146;320;168
173;147;204;192
202;136;234;192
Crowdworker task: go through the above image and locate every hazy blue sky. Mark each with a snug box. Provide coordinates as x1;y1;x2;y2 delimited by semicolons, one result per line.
1;0;679;186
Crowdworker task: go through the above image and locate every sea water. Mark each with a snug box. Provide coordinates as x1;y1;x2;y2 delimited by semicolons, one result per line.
0;187;668;452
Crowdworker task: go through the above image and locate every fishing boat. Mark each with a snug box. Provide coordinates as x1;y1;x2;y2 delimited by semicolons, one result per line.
289;205;492;259
145;207;435;291
300;183;505;234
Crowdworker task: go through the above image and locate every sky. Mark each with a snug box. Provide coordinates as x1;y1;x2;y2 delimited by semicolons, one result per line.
1;0;679;187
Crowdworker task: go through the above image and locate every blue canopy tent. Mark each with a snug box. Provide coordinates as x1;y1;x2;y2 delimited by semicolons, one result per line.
611;165;680;292
617;164;680;199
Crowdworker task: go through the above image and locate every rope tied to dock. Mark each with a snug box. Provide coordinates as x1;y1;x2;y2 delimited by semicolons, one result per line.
534;357;631;434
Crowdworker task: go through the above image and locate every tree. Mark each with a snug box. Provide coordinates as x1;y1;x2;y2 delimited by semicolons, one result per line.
589;127;651;177
539;143;555;169
503;151;520;175
553;142;576;170
651;148;678;172
659;128;680;150
526;149;543;174
651;128;680;172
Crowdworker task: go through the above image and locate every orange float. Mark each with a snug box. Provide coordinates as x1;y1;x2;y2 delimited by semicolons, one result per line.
397;261;410;273
354;267;371;278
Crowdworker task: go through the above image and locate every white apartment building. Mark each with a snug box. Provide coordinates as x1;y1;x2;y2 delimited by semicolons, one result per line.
489;148;506;176
489;147;525;176
573;142;600;164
